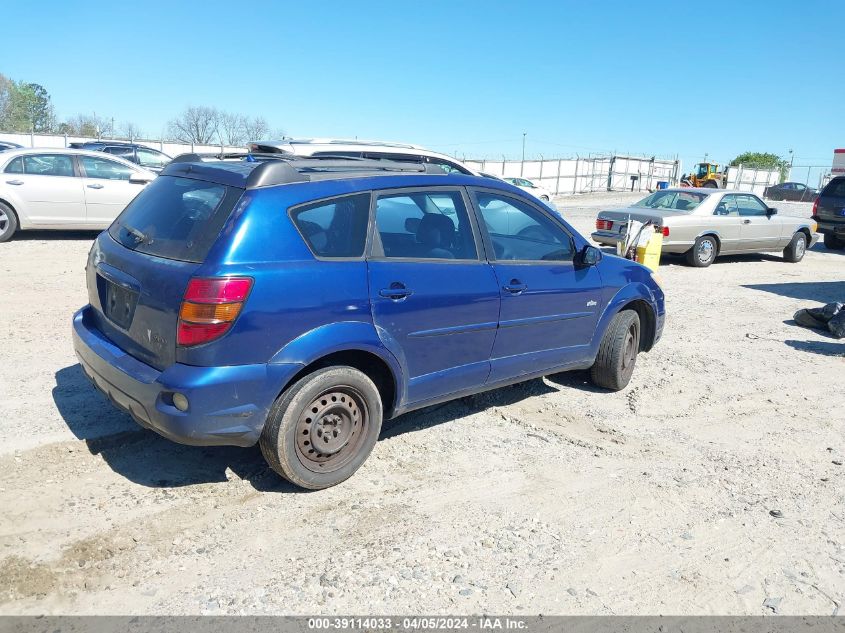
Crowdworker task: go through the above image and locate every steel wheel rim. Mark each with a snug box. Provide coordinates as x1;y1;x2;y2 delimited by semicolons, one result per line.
795;236;806;259
622;322;638;371
0;208;7;234
698;239;714;263
296;386;368;474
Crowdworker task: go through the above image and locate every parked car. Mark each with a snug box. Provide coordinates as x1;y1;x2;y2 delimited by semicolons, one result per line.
0;141;23;152
591;188;817;267
503;177;553;202
72;155;665;489
812;175;845;249
0;148;156;242
764;181;819;202
248;138;477;175
68;141;172;173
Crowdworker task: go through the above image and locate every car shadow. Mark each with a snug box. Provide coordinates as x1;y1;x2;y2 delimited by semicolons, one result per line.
743;281;845;302
785;339;845;356
13;230;101;242
810;243;845;256
54;364;582;492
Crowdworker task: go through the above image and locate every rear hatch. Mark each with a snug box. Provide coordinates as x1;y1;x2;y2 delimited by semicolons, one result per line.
816;177;845;225
87;175;243;370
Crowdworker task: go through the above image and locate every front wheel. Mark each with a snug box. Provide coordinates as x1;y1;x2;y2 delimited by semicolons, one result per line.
259;366;383;490
590;310;640;391
685;235;718;267
783;232;807;263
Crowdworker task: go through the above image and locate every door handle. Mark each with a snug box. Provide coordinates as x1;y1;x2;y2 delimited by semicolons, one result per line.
503;280;527;294
379;284;412;300
87;183;105;189
742;219;751;224
5;180;23;186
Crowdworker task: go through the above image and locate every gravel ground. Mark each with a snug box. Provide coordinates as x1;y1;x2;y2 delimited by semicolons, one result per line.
0;191;843;615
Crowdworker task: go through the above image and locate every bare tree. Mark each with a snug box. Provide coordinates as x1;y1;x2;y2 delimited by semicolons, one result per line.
167;106;220;144
218;112;246;145
242;116;271;143
119;120;143;140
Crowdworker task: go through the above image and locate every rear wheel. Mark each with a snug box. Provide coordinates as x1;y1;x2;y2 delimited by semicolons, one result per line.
0;202;18;243
823;233;845;250
259;366;383;490
703;180;718;188
685;235;718;267
590;310;640;391
783;232;807;263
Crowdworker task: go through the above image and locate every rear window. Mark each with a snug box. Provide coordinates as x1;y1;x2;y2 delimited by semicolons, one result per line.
822;177;845;198
109;175;241;263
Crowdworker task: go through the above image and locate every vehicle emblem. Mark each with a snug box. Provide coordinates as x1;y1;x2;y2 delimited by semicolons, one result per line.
587;300;597;307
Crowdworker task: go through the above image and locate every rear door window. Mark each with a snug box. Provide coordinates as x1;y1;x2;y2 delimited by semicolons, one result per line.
80;155;134;180
290;193;371;258
109;175;241;263
373;190;477;260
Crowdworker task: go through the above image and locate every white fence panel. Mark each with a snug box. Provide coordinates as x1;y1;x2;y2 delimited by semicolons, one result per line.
726;166;779;196
467;155;678;195
0;131;244;157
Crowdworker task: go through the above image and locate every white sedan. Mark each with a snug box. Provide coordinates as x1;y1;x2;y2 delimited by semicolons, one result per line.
502;177;553;202
0;148;156;242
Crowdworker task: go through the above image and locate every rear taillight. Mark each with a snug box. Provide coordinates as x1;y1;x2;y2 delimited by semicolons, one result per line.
596;219;614;231
177;277;253;346
811;198;819;219
662;226;670;237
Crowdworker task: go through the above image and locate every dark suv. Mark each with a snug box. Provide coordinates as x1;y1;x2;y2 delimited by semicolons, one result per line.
69;141;171;172
813;176;845;249
72;155;665;489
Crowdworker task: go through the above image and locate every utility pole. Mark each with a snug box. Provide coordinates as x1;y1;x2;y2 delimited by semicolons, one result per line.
522;132;526;162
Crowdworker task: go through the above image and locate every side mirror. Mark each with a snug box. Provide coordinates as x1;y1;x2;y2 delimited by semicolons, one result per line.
129;173;154;185
767;207;778;216
577;245;602;267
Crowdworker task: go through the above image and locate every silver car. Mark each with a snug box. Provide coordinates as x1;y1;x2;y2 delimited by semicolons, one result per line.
591;188;818;267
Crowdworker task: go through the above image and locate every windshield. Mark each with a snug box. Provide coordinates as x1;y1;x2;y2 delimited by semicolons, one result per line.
634;190;708;212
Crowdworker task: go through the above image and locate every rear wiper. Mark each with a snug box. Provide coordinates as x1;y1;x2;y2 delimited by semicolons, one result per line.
124;225;151;245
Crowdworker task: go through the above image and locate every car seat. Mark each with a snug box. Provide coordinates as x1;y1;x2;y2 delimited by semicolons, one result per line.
416;213;455;259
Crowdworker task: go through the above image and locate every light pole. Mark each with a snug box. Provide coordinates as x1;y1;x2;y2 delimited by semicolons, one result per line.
521;132;526;177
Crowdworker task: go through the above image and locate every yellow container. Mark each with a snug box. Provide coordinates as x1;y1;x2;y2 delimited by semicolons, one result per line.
636;231;663;271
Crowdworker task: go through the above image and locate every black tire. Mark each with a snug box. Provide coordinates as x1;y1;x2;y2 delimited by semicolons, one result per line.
685;235;718;267
590;310;640;391
823;233;845;250
783;232;807;263
540;195;550;201
0;201;19;243
259;366;382;490
703;180;718;188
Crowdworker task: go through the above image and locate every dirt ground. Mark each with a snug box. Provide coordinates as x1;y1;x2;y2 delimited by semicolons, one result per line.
0;191;843;615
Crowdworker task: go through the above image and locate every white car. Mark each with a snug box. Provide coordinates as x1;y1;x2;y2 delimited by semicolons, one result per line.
502;177;553;202
0;148;156;242
248;138;479;176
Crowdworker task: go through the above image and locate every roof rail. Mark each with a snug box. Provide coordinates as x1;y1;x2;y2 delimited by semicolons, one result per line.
163;154;447;189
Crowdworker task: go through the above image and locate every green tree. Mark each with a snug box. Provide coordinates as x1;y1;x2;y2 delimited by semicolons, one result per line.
730;152;789;181
1;79;55;132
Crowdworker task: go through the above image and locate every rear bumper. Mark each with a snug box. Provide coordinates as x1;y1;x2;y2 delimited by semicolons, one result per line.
591;231;622;246
72;306;301;447
816;220;845;236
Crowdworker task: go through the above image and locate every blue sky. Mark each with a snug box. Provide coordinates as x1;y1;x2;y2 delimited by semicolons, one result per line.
1;0;842;173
